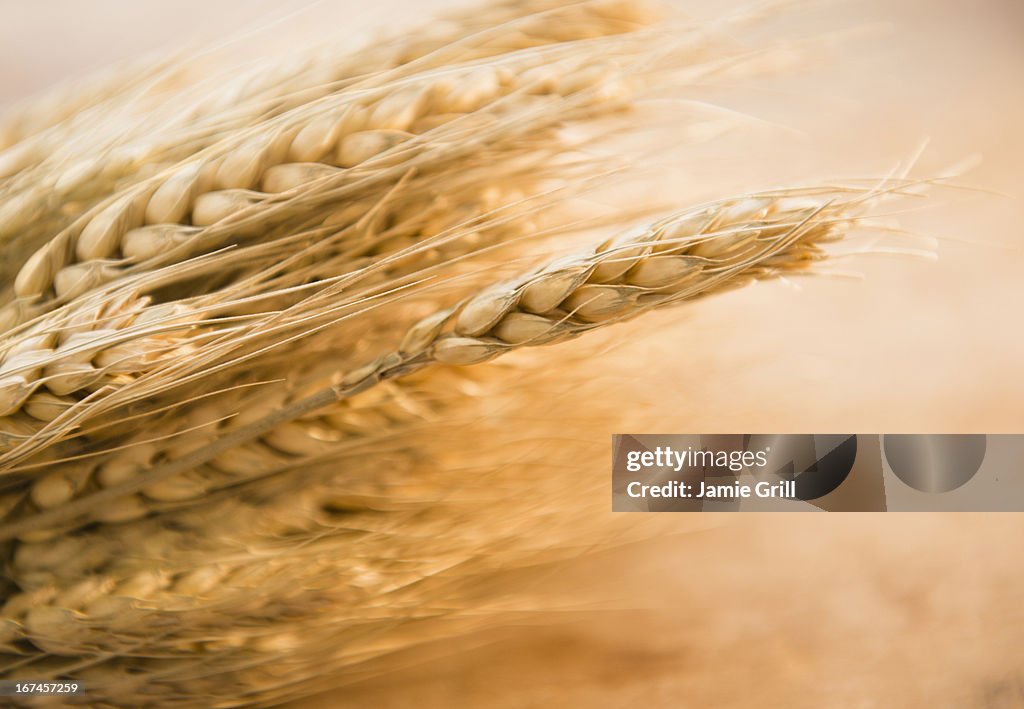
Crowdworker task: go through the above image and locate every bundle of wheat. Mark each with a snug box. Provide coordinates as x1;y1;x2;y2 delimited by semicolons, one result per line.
0;1;925;706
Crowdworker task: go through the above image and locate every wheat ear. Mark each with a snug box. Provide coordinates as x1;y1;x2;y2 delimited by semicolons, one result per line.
0;182;907;543
8;20;665;304
0;0;659;271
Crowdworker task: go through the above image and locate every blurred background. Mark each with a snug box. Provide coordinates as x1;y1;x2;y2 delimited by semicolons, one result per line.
2;1;1022;706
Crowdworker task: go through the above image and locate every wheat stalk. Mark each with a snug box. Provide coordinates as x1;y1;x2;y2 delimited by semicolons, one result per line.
0;0;931;705
0;181;915;546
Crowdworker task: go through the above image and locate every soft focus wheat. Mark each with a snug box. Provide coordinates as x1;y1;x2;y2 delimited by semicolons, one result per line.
0;0;924;706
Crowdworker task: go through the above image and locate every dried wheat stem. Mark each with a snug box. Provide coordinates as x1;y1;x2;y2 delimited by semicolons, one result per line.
0;184;890;543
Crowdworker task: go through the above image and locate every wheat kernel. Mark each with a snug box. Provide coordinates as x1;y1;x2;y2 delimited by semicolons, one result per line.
492;312;557;344
399;308;454;355
146;162;209;224
455;289;518;336
77;193;144;260
30;471;81;509
430;337;501;365
368;87;428;131
289;112;344;163
261;162;338;193
23;391;74;422
562;283;634;321
141;473;210;502
55;261;121;299
91;494;149;523
122;224;199;260
57;577;114;611
172;566;227;597
626;254;703;288
191;189;263;226
263;422;335;457
14;241;63;297
519;267;587;313
335;129;411;168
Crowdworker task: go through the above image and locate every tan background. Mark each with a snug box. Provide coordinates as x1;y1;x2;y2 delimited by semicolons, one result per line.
2;1;1023;707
